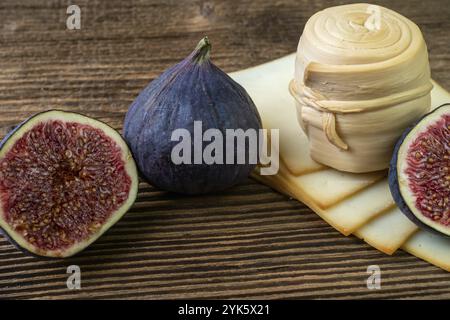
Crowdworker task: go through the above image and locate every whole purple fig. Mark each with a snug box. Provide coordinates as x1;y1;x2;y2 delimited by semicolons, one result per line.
124;37;262;194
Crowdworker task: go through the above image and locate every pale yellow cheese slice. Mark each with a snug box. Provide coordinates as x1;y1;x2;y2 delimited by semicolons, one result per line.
289;168;385;209
354;207;418;255
403;232;450;272
324;179;395;235
431;80;450;109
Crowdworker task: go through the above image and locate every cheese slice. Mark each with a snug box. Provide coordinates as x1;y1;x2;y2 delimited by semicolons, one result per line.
403;232;450;272
324;179;395;235
354;208;418;255
431;80;450;108
289;168;385;209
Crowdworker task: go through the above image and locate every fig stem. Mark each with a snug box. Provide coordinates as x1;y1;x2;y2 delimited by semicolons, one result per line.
192;36;211;64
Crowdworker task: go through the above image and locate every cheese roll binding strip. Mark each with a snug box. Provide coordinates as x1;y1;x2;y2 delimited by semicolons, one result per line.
290;3;433;173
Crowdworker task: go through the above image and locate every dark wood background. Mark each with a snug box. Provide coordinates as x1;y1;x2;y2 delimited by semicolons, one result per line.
0;0;449;299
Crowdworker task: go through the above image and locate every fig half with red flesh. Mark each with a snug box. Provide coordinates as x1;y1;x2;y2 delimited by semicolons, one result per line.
389;104;450;237
0;110;138;257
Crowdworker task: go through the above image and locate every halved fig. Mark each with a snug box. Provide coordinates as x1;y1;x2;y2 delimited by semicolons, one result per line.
389;104;450;237
0;110;138;257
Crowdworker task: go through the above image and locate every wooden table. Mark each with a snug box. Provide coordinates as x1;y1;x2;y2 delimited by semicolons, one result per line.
0;0;449;299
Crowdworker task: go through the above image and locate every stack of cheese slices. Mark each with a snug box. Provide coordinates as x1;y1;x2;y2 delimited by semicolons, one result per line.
230;54;450;272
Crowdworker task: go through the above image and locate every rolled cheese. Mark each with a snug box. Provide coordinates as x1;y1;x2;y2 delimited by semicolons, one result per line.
293;3;433;172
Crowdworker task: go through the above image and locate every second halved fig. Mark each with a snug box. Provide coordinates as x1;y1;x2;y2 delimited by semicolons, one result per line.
389;104;450;237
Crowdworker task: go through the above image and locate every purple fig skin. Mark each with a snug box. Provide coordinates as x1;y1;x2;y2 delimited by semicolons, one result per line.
124;37;262;194
388;103;450;237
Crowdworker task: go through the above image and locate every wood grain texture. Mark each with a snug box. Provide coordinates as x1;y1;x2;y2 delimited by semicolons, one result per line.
0;0;449;299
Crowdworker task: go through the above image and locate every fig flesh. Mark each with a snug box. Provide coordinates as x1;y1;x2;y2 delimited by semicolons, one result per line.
389;104;450;236
0;110;138;257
